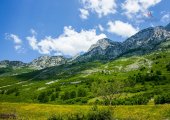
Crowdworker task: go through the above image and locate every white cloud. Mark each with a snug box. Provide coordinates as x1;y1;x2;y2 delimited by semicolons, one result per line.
6;34;22;44
79;9;89;19
107;20;139;38
5;33;24;52
80;0;117;18
26;26;106;56
15;45;21;50
122;0;161;18
161;13;170;23
98;24;104;31
26;36;39;50
30;28;37;35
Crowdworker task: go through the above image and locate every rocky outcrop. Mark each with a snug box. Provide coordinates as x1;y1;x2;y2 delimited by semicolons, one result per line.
28;56;67;69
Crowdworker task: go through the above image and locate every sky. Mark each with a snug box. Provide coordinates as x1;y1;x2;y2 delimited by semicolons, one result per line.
0;0;170;63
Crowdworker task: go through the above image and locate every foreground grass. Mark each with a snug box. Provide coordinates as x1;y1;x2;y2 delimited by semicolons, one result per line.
0;102;170;120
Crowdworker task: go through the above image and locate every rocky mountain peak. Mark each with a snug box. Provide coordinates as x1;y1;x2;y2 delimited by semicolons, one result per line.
122;25;170;52
88;38;120;52
29;56;67;69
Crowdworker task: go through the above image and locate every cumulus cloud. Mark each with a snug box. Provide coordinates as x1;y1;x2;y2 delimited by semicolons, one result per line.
26;26;106;56
79;9;89;19
26;36;39;50
5;33;23;51
80;0;117;18
122;0;161;18
107;20;139;38
6;34;22;44
161;13;170;23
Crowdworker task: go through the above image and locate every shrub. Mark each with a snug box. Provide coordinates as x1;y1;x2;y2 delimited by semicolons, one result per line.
37;92;49;103
70;91;76;99
112;92;153;105
77;87;87;97
48;114;63;120
87;105;113;120
64;97;89;104
166;63;170;71
156;70;162;75
55;85;61;92
48;113;85;120
61;91;70;100
154;93;170;104
48;105;113;120
51;94;56;101
6;87;19;95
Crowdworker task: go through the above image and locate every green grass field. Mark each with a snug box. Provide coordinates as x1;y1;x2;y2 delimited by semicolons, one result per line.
0;102;170;120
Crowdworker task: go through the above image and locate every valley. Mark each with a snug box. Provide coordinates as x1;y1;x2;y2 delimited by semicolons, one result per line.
0;24;170;119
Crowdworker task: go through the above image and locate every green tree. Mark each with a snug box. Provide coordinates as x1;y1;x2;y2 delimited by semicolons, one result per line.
70;91;76;99
92;80;124;106
38;92;49;103
61;91;70;100
77;87;87;97
51;94;56;101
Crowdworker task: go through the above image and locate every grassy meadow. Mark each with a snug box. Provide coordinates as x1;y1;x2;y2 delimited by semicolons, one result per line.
0;102;170;120
0;49;170;119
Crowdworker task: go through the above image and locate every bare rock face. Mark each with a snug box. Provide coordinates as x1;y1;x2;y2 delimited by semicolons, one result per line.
123;26;170;53
75;38;123;61
28;56;67;69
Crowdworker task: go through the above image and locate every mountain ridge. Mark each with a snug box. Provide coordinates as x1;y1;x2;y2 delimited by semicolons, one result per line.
1;23;170;69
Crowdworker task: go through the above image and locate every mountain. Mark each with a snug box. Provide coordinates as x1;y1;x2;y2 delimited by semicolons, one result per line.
28;56;67;69
75;38;123;61
0;60;26;68
165;23;170;31
0;56;68;70
122;26;170;56
75;24;170;62
1;23;170;69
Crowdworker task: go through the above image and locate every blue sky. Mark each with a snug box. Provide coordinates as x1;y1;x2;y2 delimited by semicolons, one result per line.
0;0;170;62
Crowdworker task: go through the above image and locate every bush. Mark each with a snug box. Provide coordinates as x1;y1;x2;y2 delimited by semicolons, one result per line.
166;63;170;71
156;70;162;75
87;105;113;120
70;91;76;99
129;72;166;84
61;91;70;100
154;93;170;104
64;97;89;104
51;94;56;101
77;87;87;97
112;92;153;105
48;114;63;120
37;92;49;103
48;113;85;120
47;105;113;120
6;87;19;95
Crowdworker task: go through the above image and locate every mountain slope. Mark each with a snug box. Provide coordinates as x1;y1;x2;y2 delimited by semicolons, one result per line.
122;26;170;55
0;23;170;74
165;23;170;31
0;60;26;68
75;24;170;62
